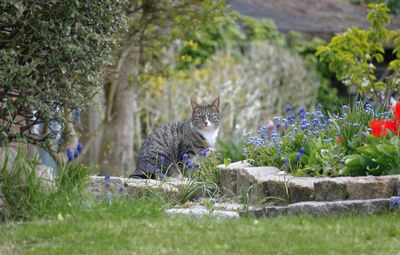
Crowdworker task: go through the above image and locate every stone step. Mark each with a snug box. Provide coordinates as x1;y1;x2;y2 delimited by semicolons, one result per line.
165;206;240;219
87;176;180;200
219;161;400;204
242;198;393;217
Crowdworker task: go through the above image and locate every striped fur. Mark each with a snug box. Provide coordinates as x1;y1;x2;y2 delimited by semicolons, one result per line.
132;97;220;177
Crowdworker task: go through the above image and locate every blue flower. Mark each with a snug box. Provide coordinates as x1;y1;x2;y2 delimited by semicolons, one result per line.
193;163;200;169
159;156;165;166
287;113;296;124
146;163;155;171
299;147;305;155
296;153;302;161
77;143;83;154
155;169;161;175
282;158;289;165
312;118;320;126
315;103;323;111
286;104;292;113
298;107;305;119
182;153;189;162
187;160;193;170
391;197;399;209
199;149;208;157
104;175;111;187
342;105;349;114
159;173;165;179
323;138;332;143
66;147;73;162
74;149;79;159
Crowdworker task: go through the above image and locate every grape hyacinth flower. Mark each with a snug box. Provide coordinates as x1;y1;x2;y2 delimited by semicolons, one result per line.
159;155;165;166
74;149;79;159
77;143;83;154
286;104;292;113
296;153;302;161
182;153;189;162
187;160;193;170
146;163;155;171
199;149;208;157
104;174;111;187
66;147;73;162
299;147;305;155
298;107;305;119
391;197;399;209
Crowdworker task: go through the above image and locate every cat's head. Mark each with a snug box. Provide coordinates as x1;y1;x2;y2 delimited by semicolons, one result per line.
190;97;220;130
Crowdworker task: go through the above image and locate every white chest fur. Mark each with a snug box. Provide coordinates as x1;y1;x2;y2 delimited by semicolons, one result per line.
199;128;219;147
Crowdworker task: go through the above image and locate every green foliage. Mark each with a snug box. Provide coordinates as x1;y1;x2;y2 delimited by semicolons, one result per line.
0;148;91;221
316;4;400;100
244;105;346;176
350;0;400;15
56;161;91;193
125;0;227;81
342;136;400;176
0;1;125;146
177;12;285;69
217;137;246;164
244;102;382;176
330;102;376;155
182;152;222;199
288;32;342;113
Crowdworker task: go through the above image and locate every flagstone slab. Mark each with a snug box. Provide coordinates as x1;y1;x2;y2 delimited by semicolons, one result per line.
87;176;179;200
165;206;240;219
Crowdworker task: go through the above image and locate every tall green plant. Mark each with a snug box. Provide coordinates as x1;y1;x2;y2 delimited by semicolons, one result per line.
316;4;400;101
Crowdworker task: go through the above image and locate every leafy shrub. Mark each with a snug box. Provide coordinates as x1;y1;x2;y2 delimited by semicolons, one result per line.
316;4;400;101
0;1;125;148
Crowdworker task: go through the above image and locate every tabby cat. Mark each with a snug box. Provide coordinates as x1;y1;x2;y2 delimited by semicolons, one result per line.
131;97;220;178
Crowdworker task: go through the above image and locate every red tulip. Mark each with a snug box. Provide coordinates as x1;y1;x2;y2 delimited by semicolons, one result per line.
392;102;400;121
369;119;399;138
369;119;386;138
337;136;342;144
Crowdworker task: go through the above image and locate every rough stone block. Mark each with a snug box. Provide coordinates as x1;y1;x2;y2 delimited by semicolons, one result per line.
288;177;316;203
287;199;391;216
314;178;348;201
345;176;397;199
165;207;239;219
87;176;179;200
265;206;288;217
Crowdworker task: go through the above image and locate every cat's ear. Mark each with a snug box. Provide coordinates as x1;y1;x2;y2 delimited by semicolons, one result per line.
210;97;220;109
190;98;199;111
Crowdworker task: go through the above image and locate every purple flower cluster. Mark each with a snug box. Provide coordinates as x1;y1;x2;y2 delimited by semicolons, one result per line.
66;142;83;162
182;153;200;170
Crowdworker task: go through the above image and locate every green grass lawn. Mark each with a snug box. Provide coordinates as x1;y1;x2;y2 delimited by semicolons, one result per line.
1;199;400;255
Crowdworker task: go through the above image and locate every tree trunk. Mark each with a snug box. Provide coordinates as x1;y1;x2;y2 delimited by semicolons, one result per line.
99;48;138;176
